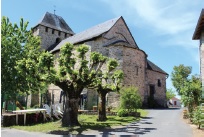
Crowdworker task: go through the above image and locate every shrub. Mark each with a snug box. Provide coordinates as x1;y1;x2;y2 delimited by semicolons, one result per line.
117;109;128;117
119;86;142;112
192;106;202;129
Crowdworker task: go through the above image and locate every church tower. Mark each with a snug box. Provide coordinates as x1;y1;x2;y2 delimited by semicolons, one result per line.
33;12;74;51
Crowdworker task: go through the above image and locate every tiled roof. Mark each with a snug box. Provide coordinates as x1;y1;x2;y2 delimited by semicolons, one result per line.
147;60;168;75
193;9;204;40
171;97;180;101
34;12;74;34
51;17;121;52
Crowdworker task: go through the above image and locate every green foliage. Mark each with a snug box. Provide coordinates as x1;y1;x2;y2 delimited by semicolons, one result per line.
90;52;107;64
171;64;202;115
166;88;176;101
171;64;192;95
1;16;47;99
107;59;118;72
192;106;203;128
180;75;202;113
117;109;129;117
76;44;89;59
119;87;142;112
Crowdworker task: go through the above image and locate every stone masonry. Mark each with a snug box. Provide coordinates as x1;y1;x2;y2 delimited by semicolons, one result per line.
31;12;168;109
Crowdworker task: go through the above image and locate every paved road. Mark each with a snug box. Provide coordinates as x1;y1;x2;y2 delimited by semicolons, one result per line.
126;108;192;137
1;108;192;137
82;108;192;137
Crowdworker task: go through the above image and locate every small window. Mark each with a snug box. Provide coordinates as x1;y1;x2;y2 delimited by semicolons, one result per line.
136;66;138;76
65;33;67;38
52;29;55;34
56;38;61;44
58;31;61;36
158;79;161;87
45;27;48;32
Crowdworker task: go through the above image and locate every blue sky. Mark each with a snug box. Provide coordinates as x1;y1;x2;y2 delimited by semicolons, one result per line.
2;0;204;93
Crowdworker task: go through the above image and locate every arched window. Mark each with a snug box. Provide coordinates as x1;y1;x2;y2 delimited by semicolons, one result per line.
56;38;61;44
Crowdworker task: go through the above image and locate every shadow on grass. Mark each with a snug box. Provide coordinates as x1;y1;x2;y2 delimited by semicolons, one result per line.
48;116;156;136
48;123;112;135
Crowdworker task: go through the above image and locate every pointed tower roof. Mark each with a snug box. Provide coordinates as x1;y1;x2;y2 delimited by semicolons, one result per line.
34;12;74;34
51;17;121;52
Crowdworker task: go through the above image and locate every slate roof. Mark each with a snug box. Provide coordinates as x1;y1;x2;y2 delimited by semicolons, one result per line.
51;16;122;52
34;12;74;34
147;60;168;75
193;9;204;40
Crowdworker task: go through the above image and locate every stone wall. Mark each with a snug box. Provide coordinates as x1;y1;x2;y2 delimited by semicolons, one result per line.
37;16;167;109
123;47;146;99
33;25;71;50
146;70;167;107
200;32;204;98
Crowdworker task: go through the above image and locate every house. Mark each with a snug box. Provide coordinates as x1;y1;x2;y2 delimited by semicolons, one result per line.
32;12;168;109
169;97;181;108
193;9;204;99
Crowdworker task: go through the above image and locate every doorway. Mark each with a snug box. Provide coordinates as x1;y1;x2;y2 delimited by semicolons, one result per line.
149;85;155;99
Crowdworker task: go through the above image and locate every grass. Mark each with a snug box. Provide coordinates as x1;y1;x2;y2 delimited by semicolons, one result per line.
10;109;148;134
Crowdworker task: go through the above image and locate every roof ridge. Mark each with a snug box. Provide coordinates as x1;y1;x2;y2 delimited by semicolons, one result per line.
74;16;121;36
51;16;121;52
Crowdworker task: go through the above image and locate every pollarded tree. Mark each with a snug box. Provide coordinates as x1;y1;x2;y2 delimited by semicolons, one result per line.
47;43;122;126
94;59;123;121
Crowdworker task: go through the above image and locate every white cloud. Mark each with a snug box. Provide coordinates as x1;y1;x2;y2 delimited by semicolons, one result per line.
102;0;200;35
100;0;203;63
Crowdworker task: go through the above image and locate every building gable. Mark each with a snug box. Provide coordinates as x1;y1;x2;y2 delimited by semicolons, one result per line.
102;17;139;49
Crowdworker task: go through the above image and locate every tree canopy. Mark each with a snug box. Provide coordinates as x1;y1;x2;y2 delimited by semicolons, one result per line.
166;88;176;101
171;64;192;95
40;43;124;126
171;64;201;115
94;59;123;121
1;16;124;126
1;16;45;100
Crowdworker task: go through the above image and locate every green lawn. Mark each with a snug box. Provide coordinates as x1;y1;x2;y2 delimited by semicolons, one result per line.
11;109;148;134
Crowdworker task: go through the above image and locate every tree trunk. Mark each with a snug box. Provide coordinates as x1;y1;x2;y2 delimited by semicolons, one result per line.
62;94;80;127
98;92;107;121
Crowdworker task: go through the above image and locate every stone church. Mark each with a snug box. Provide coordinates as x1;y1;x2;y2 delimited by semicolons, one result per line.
32;12;168;109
